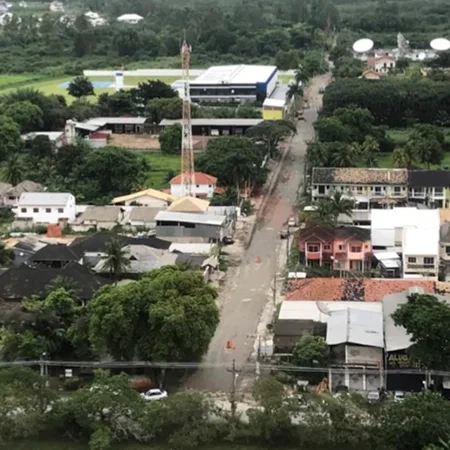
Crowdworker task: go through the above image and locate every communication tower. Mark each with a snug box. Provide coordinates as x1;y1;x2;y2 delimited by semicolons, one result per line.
180;40;195;197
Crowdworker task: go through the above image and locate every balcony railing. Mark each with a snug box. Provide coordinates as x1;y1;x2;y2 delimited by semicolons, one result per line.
406;263;436;269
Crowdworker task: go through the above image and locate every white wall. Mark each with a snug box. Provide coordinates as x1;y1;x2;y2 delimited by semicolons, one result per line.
266;70;279;97
16;195;76;224
171;183;215;198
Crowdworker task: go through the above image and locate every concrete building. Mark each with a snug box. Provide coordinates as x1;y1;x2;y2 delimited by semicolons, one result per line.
367;55;396;74
14;192;76;225
21;131;66;149
159;118;262;136
409;170;450;208
117;13;143;24
170;172;217;199
1;180;43;207
126;207;161;231
262;84;290;120
189;65;278;103
155;211;229;243
327;307;384;392
73;206;124;231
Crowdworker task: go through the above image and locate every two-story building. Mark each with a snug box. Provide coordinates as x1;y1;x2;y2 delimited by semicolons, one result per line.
312;168;409;226
367;55;396;74
409;170;450;208
170;172;217;199
298;224;372;272
14;192;76;225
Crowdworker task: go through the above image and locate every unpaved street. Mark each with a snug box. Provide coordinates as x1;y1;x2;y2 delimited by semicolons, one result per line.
186;73;330;392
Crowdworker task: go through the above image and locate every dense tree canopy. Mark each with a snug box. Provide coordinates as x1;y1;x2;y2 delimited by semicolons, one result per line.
159;124;182;155
67;76;95;98
88;266;219;361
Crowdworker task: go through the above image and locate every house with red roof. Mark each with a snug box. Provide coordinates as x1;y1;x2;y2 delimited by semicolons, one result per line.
367;55;396;74
170;172;217;199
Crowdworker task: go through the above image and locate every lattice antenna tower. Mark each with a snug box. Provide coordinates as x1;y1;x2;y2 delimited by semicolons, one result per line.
180;39;195;197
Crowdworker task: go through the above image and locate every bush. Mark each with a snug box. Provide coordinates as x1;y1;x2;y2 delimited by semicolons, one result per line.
63;376;83;391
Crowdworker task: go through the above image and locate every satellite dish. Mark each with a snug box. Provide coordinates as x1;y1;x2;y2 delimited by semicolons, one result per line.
430;38;450;52
353;38;374;53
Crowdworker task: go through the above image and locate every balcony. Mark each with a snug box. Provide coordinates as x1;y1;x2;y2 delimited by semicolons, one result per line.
406;263;436;270
409;190;426;199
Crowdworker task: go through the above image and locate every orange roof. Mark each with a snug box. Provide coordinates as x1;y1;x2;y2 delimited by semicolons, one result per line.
170;172;217;185
286;278;436;302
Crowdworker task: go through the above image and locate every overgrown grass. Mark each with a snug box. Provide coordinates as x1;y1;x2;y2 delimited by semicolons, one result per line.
376;152;450;169
141;152;180;190
0;74;43;87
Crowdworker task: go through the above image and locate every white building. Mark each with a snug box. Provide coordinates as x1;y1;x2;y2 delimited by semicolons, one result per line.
84;11;106;26
371;208;440;278
189;64;279;103
170;172;217;199
111;188;174;207
14;192;76;224
117;13;143;24
367;55;396;74
21;131;66;149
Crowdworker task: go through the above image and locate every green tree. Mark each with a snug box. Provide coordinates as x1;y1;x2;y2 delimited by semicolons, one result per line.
4;101;44;133
4;153;24;186
67;76;95;99
100;238;130;281
0;241;14;267
146;97;182;123
0;115;21;161
407;125;445;168
380;391;450;450
130;80;177;105
360;135;380;167
196;137;268;190
392;146;417;169
159;124;182;155
246;120;296;157
96;91;136;116
314;117;351;143
392;294;450;370
291;335;329;367
88;266;219;361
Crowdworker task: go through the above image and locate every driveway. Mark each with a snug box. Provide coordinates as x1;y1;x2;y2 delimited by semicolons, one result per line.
185;73;330;392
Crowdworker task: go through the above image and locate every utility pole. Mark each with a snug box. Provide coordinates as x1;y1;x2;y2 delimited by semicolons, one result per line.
227;359;241;418
273;270;277;305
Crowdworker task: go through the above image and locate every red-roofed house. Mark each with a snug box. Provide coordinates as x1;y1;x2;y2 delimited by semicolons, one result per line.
285;278;436;302
361;69;382;80
170;172;217;199
367;55;396;74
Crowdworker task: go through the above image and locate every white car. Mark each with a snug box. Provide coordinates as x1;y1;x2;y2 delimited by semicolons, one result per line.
288;217;297;227
140;388;168;401
394;391;405;402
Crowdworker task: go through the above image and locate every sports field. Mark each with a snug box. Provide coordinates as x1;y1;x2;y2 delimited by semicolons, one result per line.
0;75;182;103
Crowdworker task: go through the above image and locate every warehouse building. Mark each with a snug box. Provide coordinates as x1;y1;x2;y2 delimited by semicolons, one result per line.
159;118;262;136
189;65;279;104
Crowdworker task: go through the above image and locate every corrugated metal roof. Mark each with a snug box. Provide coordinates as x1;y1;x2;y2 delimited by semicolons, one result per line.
326;308;384;348
85;117;147;126
18;192;72;206
155;211;226;226
169;243;213;254
159;118;262;127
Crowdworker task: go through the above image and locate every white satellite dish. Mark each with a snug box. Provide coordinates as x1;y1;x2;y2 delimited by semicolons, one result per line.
430;38;450;52
353;38;374;53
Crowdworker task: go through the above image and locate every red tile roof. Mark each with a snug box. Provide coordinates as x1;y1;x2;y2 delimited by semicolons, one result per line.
367;55;395;68
170;172;217;185
286;278;436;302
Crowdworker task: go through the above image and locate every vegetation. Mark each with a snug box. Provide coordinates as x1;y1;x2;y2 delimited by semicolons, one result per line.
67;76;95;99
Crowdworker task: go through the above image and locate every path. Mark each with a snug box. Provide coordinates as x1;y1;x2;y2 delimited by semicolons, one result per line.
186;73;331;392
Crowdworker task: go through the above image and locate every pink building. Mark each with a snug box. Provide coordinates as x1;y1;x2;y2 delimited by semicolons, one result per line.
298;225;372;272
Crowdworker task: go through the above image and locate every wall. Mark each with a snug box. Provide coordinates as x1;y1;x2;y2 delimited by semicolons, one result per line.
156;223;223;241
125;196;167;208
403;253;439;276
170;183;215;198
263;108;284;120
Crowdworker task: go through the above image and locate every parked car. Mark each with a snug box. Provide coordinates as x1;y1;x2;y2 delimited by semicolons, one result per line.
280;229;289;239
394;391;405;402
288;217;297;227
319;87;326;94
367;391;380;402
140;388;168;401
222;236;234;245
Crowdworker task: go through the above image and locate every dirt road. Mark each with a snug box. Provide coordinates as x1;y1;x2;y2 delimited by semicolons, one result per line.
185;73;331;392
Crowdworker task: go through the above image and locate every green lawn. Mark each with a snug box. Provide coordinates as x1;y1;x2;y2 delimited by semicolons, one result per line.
12;440;260;450
141;152;180;190
387;127;450;145
377;152;450;169
0;75;182;103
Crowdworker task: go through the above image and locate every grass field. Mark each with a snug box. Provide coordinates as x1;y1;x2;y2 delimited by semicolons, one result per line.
377;152;450;169
386;128;450;146
0;75;183;103
141;152;180;190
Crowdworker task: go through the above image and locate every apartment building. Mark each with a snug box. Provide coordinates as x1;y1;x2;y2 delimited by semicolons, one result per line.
409;170;450;208
297;224;372;272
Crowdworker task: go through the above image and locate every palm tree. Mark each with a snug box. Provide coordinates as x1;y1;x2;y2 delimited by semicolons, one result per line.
294;64;308;86
392;146;416;169
286;83;304;103
101;238;130;282
4;153;24;186
331;145;356;167
327;191;355;219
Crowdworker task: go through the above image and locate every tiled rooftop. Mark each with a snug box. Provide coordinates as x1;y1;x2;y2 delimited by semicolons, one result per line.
286;278;436;302
312;168;408;185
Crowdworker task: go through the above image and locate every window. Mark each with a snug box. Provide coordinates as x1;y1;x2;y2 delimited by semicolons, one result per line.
58;208;64;213
394;186;401;195
338;244;344;251
8;196;15;201
435;188;444;196
21;208;27;213
446;246;450;255
408;257;416;264
208;185;212;188
196;185;200;188
424;257;434;266
350;245;362;253
45;208;51;213
33;208;39;213
374;186;382;194
357;186;363;193
307;245;319;252
318;186;325;194
323;244;331;251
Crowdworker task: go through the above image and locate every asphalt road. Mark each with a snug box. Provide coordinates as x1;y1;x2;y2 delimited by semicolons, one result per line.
186;74;330;392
